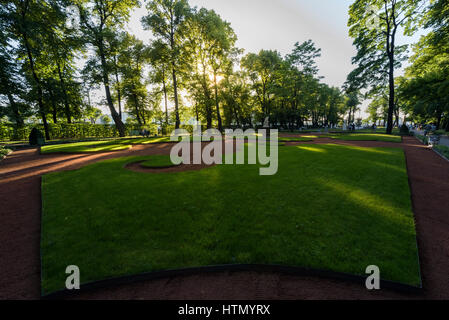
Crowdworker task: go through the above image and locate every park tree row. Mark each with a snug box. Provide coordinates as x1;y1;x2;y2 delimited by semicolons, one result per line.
3;0;444;140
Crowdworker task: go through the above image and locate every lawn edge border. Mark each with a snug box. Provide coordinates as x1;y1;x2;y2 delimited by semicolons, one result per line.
41;264;422;299
432;147;449;163
402;147;424;291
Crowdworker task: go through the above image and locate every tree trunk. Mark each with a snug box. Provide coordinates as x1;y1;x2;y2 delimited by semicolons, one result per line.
22;33;50;140
133;93;142;126
201;70;213;129
172;64;181;129
98;41;126;136
162;69;169;125
114;57;122;120
47;85;58;123
213;73;223;132
57;63;71;123
195;104;199;122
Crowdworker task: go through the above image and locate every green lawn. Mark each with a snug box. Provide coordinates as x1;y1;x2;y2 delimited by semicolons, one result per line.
40;137;171;154
328;133;402;143
434;145;449;159
41;143;420;294
140;155;180;168
39;133;401;155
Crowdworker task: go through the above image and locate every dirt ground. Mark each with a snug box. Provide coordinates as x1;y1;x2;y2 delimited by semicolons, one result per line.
1;136;448;300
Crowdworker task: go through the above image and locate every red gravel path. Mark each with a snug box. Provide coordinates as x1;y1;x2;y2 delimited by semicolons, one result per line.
1;137;448;300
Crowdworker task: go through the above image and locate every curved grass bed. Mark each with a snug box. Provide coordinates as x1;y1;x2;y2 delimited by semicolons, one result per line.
41;144;420;294
140;155;180;168
40;137;172;154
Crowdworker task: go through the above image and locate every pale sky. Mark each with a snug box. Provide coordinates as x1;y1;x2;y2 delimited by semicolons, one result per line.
118;0;425;118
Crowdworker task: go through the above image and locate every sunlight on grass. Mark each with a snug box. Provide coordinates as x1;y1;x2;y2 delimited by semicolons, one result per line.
40;137;171;154
296;146;327;153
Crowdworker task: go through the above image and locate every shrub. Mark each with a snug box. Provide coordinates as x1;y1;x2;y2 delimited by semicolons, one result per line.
0;146;12;160
400;124;410;135
29;128;45;146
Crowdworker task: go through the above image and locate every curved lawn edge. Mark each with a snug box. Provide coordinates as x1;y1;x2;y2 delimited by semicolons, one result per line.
41;263;422;299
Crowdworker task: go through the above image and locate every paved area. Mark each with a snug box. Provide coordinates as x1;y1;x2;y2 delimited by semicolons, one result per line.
1;137;448;300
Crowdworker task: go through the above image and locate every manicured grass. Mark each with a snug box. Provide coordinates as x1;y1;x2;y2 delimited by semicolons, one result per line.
329;133;402;143
352;128;401;134
41;144;420;294
140;155;180;168
40;137;171;154
40;140;132;153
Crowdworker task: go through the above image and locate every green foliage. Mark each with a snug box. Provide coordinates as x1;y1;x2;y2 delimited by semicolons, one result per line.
398;0;449;131
0;145;12;160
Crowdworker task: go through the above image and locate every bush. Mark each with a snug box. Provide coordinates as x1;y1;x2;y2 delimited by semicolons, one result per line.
0;146;12;160
29;128;45;146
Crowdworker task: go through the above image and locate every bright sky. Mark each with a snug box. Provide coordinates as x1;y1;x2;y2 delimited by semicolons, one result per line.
119;0;425;118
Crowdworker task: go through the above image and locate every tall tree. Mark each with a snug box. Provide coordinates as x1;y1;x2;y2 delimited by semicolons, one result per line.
77;0;138;137
149;40;172;127
2;0;67;139
118;34;151;126
347;0;425;134
241;50;282;126
142;0;191;129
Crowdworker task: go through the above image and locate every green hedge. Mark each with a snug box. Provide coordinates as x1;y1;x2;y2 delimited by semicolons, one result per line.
0;146;12;160
0;123;154;142
416;134;429;145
